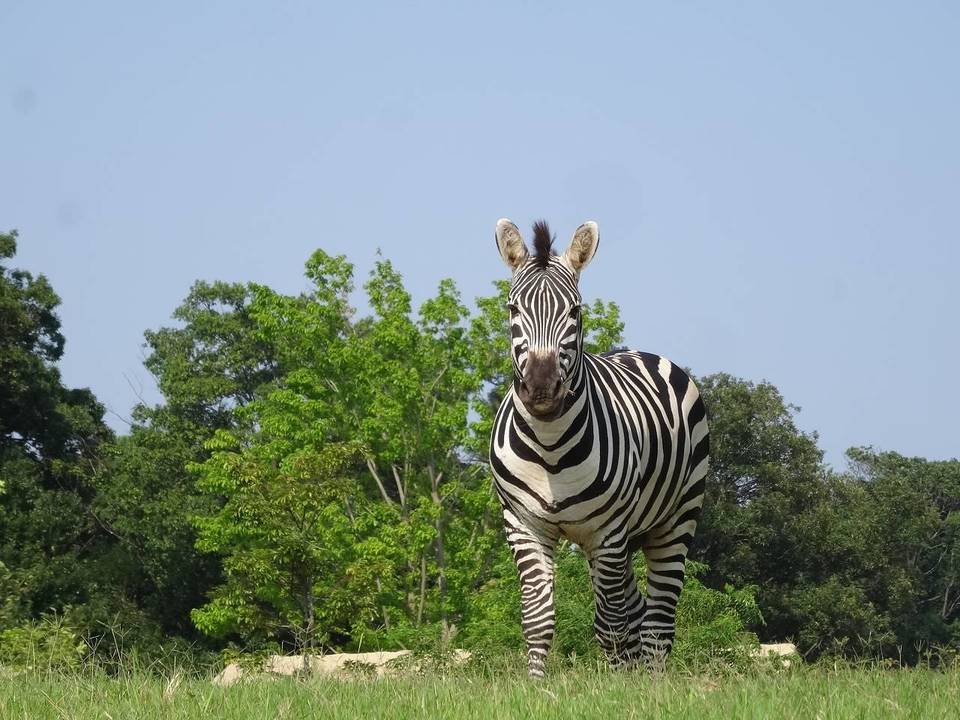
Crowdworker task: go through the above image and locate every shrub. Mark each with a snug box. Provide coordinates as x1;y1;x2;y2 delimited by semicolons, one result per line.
0;613;86;672
460;543;760;667
673;562;761;667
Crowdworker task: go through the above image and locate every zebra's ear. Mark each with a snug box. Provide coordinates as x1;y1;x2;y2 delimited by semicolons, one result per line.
563;221;599;273
495;218;529;271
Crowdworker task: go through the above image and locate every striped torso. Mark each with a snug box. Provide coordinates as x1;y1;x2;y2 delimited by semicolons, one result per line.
490;350;708;552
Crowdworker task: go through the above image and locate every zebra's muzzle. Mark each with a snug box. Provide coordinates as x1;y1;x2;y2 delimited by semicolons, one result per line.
517;352;565;419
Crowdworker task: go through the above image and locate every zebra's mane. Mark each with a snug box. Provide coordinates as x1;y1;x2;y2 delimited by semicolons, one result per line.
531;220;555;270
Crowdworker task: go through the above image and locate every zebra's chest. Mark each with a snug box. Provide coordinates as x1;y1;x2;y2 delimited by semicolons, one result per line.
491;410;640;525
494;441;643;547
496;444;600;506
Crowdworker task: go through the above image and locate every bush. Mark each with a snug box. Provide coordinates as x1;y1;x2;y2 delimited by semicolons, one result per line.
0;601;218;677
0;561;26;629
0;614;86;672
781;577;896;659
353;620;452;654
458;552;525;654
673;562;761;667
460;543;760;667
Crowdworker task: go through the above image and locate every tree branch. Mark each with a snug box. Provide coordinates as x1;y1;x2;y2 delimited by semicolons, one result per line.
365;457;394;505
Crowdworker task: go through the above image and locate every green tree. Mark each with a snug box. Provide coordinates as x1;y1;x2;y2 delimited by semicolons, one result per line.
692;375;828;621
192;437;368;650
0;230;113;632
91;281;279;637
190;251;487;648
0;230;66;451
690;373;956;660
141;280;279;432
348;260;481;640
845;448;960;658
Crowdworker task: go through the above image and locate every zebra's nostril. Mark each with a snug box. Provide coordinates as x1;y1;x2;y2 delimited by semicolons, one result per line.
553;379;562;395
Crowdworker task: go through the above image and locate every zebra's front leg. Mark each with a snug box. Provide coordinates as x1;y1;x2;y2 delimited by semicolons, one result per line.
586;544;641;666
640;515;699;671
504;511;557;678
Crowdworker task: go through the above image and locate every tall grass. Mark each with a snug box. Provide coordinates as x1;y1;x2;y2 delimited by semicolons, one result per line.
2;658;958;720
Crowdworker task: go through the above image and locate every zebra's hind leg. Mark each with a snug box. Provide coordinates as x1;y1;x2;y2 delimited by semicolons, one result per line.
639;510;700;671
504;511;557;678
586;543;641;667
621;554;646;666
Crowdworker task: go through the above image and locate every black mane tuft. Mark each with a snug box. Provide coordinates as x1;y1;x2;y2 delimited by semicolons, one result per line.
531;220;555;269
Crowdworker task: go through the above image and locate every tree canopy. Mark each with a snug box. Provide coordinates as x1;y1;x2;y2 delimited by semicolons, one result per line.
1;229;957;667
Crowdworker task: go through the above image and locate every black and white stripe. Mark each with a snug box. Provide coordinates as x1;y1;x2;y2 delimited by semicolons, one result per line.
489;219;709;677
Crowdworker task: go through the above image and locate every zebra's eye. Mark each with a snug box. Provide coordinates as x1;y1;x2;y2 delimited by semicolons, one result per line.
507;303;520;316
568;305;582;319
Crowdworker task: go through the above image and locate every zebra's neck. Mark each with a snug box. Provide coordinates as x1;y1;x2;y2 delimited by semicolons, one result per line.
511;356;592;446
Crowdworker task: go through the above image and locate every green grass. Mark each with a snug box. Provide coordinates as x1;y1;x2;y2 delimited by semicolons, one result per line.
2;663;959;719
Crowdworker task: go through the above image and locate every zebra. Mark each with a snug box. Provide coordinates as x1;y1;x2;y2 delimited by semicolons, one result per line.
489;218;709;678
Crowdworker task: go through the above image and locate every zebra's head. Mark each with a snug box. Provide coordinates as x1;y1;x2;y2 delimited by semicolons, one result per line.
495;218;599;420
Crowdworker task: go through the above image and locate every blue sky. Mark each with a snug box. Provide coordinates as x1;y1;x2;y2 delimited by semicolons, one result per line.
2;1;957;467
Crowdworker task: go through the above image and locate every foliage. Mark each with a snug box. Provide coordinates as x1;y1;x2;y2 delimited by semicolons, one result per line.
0;613;86;672
1;229;67;450
192;439;368;650
672;566;762;667
142;280;279;430
184;249;629;652
844;448;960;659
0;231;115;637
91;281;280;639
3;231;957;668
694;373;960;662
460;542;759;665
694;373;826;586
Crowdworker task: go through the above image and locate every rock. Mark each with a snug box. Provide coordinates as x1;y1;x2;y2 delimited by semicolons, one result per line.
753;642;798;658
212;662;245;687
265;650;412;678
752;642;798;667
447;649;472;665
212;650;473;685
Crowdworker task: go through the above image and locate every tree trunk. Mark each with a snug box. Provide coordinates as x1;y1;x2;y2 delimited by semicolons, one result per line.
300;571;315;674
366;458;395;505
417;553;427;625
429;465;449;643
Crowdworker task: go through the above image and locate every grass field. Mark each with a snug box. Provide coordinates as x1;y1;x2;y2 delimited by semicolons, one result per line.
2;662;959;720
